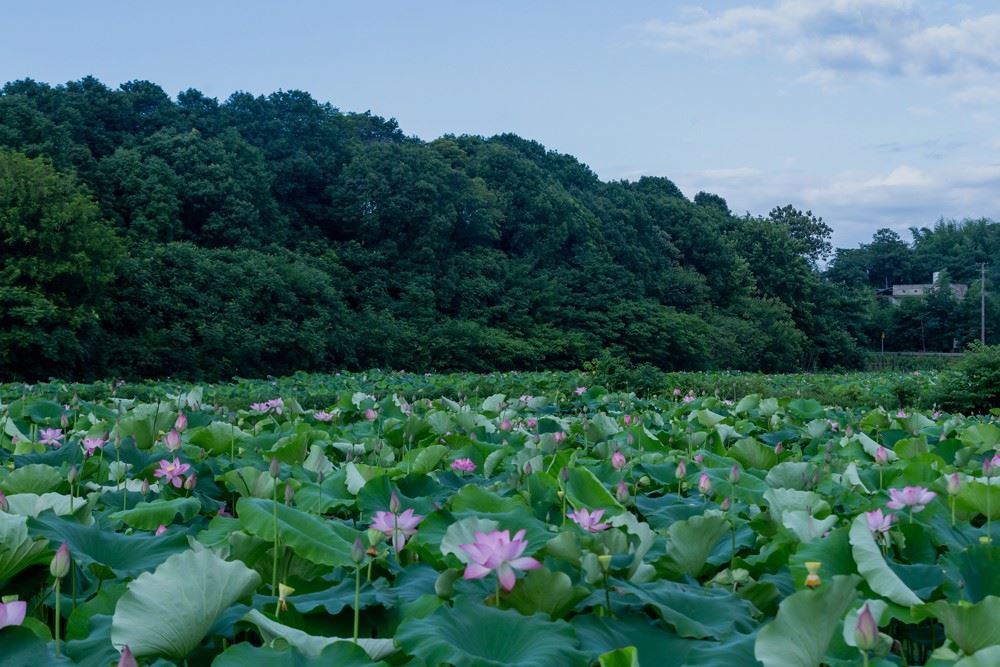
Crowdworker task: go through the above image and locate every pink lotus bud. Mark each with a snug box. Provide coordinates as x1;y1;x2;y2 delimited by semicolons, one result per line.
67;464;78;485
269;457;281;479
875;446;889;465
285;483;295;505
947;473;961;496
694;454;704;465
60;413;69;428
118;646;139;667
165;429;181;451
846;425;854;437
623;415;632;426
526;418;538;429
721;496;731;511
616;479;629;503
854;604;879;651
141;478;150;496
365;408;377;422
553;431;565;444
523;462;533;476
626;433;635;446
50;542;71;578
698;472;712;496
0;490;8;513
352;536;365;563
389;492;402;514
155;524;167;536
984;455;997;477
174;412;188;432
775;442;784;455
675;459;687;480
500;419;512;432
673;388;682;397
729;464;741;484
183;474;197;490
612;451;627;470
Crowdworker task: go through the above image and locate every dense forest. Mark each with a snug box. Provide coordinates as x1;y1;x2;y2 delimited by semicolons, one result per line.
1;77;996;381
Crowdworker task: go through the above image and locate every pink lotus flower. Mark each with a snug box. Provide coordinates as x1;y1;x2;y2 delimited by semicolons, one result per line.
774;442;784;455
218;503;231;517
370;499;424;552
568;508;610;532
164;429;182;451
267;398;285;415
118;646;138;667
451;458;476;473
574;386;587;396
365;408;378;422
153;457;192;488
896;410;907;419
519;394;533;404
155;524;167;536
553;431;565;444
693;454;705;465
460;529;541;591
82;437;105;457
623;415;632;426
499;419;513;432
313;411;334;422
984;453;1000;476
249;402;269;413
866;508;894;534
673;388;682;397
855;603;879;651
683;392;696;404
0;599;26;629
611;451;626;470
39;428;63;448
526;418;538;429
887;486;936;513
828;420;839;432
174;412;188;432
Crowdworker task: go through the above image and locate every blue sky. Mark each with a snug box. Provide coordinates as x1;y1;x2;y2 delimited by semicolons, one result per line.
3;1;999;247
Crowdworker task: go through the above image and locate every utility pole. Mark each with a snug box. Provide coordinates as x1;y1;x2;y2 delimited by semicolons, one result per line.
982;263;987;344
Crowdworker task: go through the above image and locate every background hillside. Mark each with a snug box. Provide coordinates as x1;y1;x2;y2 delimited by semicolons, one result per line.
1;78;997;380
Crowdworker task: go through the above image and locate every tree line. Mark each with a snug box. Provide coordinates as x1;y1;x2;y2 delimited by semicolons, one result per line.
0;77;995;381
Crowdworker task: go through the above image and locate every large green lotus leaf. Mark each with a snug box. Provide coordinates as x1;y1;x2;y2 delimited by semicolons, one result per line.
763;489;829;523
111;497;201;531
212;640;388;666
764;462;819;490
450;484;526;513
188;421;251;455
6;492;90;519
787;399;824;421
0;625;68;664
961;424;1000;450
237;497;357;568
781;511;839;543
572;614;697;666
111;548;262;659
753;574;860;667
942;544;1000;603
955;646;1000;667
565;466;623;513
294;471;354;513
28;511;189;577
729;439;778;471
615;580;754;640
505;567;587;620
64;613;120;667
399;444;448;475
221;466;276;498
663;511;730;577
956;480;1000;520
0;463;64;494
848;514;922;606
682;631;762;667
242;609;396;660
396;598;587;667
114;403;177;449
919;597;1000;655
635;494;713;530
0;512;50;585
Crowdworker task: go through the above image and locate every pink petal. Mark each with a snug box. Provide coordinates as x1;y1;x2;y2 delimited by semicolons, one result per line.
498;563;517;591
1;601;26;628
509;556;541;571
463;562;492;580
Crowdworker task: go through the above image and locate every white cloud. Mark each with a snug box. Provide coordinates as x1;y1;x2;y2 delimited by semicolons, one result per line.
639;1;1000;89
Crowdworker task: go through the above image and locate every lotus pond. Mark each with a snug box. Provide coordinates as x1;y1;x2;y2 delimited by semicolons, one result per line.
1;382;1000;666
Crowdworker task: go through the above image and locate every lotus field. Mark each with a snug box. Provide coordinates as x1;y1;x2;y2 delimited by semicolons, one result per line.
3;381;1000;666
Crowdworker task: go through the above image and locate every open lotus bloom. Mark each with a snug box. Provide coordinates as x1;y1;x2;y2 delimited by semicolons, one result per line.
460;528;541;591
886;486;936;512
567;508;610;533
0;599;26;629
370;507;424;552
865;508;893;534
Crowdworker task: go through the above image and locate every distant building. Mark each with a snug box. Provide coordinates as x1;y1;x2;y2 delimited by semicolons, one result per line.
887;271;967;304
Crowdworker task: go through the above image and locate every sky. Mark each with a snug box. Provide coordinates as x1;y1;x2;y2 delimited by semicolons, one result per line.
3;0;1000;248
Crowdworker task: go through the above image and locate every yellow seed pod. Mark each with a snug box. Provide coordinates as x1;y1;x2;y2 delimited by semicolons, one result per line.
804;561;821;589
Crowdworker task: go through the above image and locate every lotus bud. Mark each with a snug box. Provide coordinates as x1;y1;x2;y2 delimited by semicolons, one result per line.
118;646;138;667
560;467;570;482
694;454;704;465
626;433;634;446
947;473;961;496
698;472;712;496
612;451;626;470
365;408;377;422
984;455;996;477
729;464;740;484
804;561;821;589
597;554;613;573
675;459;687;480
67;464;78;485
875;446;889;465
553;431;565;444
623;414;632;426
638;475;651;488
50;542;71;578
846;425;854;437
174;412;188;432
60;413;69;428
526;418;538;429
500;419;512;432
352;536;365;564
616;479;629;503
0;490;8;513
269;457;280;479
721;496;731;511
389;491;402;514
523;462;533;476
155;525;167;536
284;483;295;505
774;442;784;455
854;604;879;651
183;473;197;490
140;478;150;496
165;429;181;451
